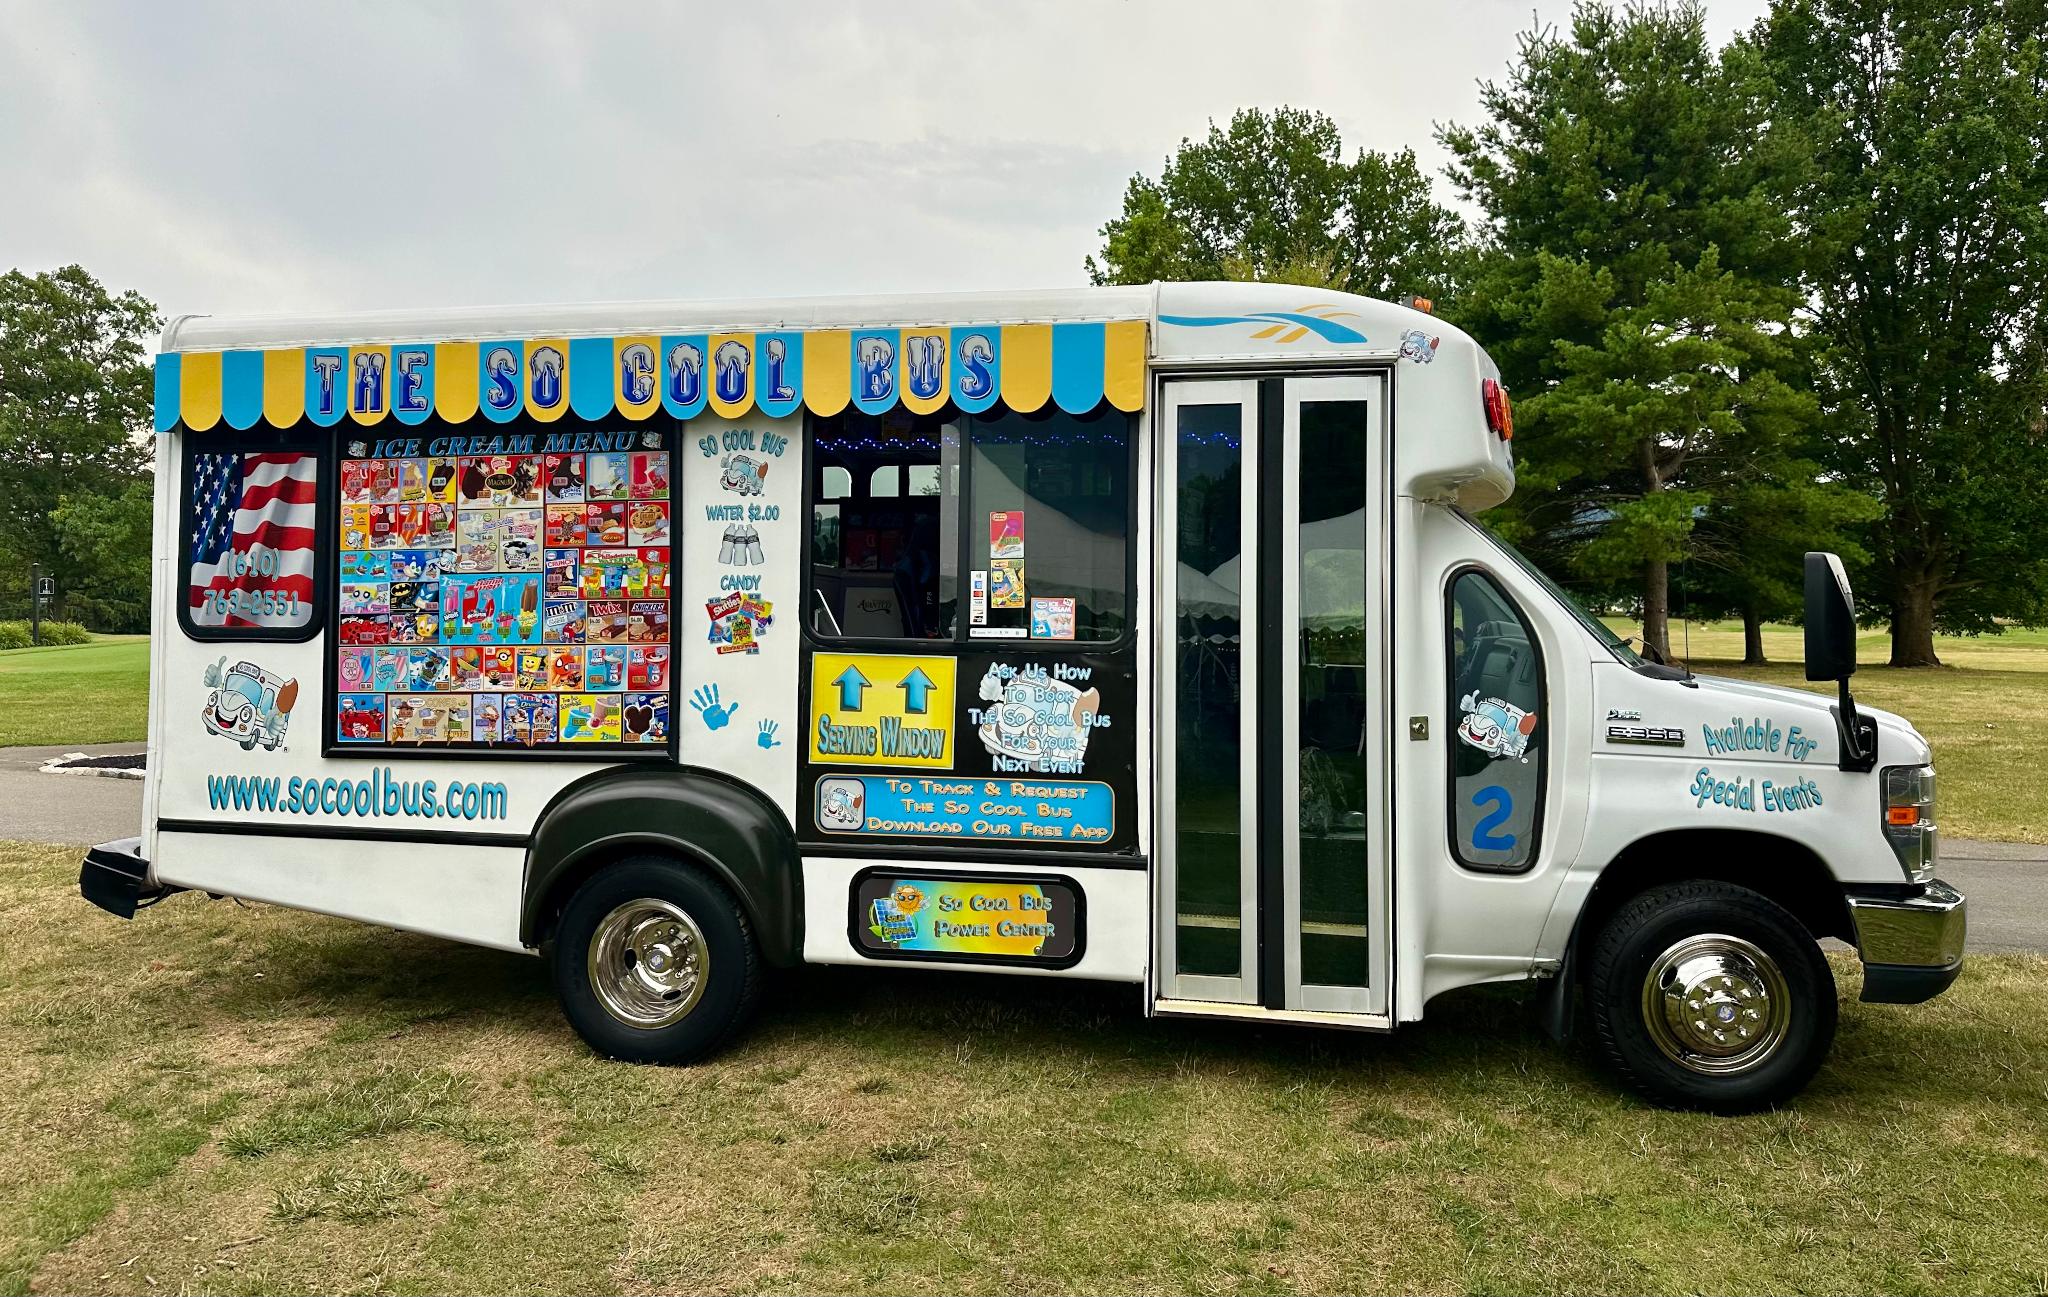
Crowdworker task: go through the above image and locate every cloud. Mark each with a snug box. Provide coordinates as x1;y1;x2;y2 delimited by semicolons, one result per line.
0;0;1771;320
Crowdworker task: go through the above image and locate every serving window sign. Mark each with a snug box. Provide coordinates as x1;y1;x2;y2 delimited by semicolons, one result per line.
331;426;674;749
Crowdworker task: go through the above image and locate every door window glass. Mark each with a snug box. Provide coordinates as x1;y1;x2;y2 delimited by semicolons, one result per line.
1173;401;1245;977
1296;399;1371;985
1448;571;1545;871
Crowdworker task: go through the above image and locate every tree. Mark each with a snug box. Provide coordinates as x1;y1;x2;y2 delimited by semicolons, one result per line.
1441;2;1822;660
1763;0;2048;666
1087;107;1467;301
0;265;159;630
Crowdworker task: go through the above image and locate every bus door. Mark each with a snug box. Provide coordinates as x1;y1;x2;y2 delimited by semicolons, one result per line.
1155;374;1391;1021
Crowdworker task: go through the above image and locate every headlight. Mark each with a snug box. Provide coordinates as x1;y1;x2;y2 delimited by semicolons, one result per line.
1882;764;1937;884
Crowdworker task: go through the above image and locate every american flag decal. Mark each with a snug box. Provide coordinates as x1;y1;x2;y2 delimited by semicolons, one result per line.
188;451;318;629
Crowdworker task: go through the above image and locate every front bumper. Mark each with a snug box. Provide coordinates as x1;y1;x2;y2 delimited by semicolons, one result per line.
79;837;177;918
1847;878;1966;1004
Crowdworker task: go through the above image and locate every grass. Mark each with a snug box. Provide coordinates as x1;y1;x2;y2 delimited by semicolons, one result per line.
2;841;2046;1295
0;637;149;747
1612;619;2048;843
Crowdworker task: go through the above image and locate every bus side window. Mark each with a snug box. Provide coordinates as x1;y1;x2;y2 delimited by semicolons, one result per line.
1447;570;1545;871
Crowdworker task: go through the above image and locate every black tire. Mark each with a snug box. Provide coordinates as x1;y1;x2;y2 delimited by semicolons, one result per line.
1586;879;1836;1114
550;856;763;1064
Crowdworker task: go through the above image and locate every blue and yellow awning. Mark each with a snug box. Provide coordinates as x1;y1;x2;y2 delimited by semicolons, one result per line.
155;320;1147;433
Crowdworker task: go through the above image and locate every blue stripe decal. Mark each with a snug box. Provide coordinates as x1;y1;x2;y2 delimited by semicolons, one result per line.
660;335;709;419
1158;312;1369;344
220;350;264;430
391;344;436;425
478;340;523;424
951;326;1001;414
304;348;349;427
1050;321;1106;414
756;331;804;418
568;336;615;421
851;329;901;416
153;354;181;434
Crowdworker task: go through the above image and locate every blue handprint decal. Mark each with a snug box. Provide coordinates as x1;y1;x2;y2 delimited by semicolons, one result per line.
757;719;781;750
690;684;739;731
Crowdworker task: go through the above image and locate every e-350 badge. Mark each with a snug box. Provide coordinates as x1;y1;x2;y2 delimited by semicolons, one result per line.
1606;724;1685;747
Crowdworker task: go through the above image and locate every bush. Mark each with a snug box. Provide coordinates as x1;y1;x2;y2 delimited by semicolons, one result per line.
0;620;91;649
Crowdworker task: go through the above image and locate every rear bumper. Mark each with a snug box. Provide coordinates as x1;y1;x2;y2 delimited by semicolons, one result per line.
79;837;177;918
1847;878;1966;1004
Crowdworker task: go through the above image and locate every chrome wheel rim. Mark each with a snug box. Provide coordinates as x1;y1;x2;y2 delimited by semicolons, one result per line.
587;898;708;1029
1641;933;1792;1075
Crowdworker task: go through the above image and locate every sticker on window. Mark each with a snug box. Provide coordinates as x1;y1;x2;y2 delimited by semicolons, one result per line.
1457;692;1537;761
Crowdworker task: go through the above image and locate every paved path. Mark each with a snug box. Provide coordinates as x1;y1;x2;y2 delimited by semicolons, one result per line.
1;744;2042;951
0;744;146;846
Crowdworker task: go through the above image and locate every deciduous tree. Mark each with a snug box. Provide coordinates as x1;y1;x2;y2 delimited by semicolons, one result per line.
1442;2;1817;660
1087;107;1466;300
0;265;159;629
1763;0;2048;666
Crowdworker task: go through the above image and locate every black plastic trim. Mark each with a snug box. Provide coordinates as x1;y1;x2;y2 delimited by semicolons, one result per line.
1859;960;1963;1004
1255;377;1286;1009
805;843;1148;870
157;817;530;848
80;836;177;918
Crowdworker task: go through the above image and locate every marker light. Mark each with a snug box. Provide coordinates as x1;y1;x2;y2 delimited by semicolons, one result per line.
1482;379;1515;441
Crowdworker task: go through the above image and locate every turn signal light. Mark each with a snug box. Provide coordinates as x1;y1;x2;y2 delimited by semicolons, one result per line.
1887;806;1920;826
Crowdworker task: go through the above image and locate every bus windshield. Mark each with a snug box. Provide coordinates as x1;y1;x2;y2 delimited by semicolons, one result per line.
1455;510;1642;667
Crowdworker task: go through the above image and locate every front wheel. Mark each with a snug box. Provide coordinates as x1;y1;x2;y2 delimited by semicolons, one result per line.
551;856;763;1064
1586;880;1837;1114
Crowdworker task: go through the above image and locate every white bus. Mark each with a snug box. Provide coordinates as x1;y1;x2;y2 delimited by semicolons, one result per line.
81;282;1963;1112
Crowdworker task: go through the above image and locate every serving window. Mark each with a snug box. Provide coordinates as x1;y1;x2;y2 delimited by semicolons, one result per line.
806;402;1132;646
331;428;675;750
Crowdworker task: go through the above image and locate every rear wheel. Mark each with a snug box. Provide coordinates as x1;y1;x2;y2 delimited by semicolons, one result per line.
1586;880;1836;1113
551;856;762;1064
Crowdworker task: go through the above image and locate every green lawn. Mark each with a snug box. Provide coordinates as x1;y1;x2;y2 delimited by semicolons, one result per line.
0;637;149;748
1612;619;2048;843
0;841;2043;1295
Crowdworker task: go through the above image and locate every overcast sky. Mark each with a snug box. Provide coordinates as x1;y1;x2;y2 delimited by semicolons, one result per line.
2;1;1769;323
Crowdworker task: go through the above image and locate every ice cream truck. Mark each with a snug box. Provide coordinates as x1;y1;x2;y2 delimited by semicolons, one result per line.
79;283;1963;1112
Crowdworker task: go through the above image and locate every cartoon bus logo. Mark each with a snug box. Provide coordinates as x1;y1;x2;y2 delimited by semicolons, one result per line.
202;657;298;751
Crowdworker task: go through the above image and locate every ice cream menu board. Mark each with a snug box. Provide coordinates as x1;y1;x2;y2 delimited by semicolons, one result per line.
333;431;674;748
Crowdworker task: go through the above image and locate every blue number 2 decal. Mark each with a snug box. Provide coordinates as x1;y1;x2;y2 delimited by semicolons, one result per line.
1471;785;1518;852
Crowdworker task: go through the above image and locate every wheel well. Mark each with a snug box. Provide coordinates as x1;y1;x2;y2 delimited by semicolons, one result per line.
519;765;803;965
1576;828;1855;956
528;839;725;947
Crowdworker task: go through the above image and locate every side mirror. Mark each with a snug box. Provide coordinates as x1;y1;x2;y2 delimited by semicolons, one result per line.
1803;551;1857;682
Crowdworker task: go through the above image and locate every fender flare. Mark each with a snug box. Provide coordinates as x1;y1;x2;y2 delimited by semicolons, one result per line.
521;764;803;966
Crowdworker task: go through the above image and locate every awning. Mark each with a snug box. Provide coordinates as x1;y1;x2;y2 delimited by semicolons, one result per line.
154;320;1147;434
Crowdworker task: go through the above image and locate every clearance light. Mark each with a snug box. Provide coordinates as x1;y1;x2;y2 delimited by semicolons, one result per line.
1404;295;1435;314
1482;379;1514;441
